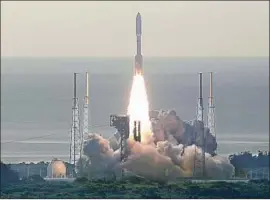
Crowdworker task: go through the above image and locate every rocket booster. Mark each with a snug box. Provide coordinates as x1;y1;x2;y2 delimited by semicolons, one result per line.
135;12;143;75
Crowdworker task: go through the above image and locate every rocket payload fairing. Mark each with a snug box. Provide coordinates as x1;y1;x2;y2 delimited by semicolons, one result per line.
135;12;143;75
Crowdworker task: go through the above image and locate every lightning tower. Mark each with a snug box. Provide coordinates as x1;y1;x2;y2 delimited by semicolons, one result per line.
83;72;89;143
197;72;204;122
193;72;206;178
207;72;216;138
69;73;81;176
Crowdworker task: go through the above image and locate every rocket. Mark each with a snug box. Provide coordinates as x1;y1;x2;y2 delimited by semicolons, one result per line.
133;121;141;142
135;12;143;75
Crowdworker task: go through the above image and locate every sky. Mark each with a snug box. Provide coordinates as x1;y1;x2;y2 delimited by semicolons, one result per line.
1;1;269;57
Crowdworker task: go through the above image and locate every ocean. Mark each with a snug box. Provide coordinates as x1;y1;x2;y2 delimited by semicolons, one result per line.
1;57;269;163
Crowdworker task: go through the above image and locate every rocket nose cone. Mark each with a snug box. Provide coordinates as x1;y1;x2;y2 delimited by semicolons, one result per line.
136;12;142;35
136;12;141;19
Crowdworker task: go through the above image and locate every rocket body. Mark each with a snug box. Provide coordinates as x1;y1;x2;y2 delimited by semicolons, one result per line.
135;13;143;75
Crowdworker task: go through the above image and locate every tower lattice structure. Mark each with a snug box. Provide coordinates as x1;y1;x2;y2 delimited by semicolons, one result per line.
70;73;81;176
207;72;216;144
193;72;206;179
83;72;89;144
110;115;130;177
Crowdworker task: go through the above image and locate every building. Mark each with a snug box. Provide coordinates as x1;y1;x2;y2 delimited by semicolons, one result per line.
47;158;67;178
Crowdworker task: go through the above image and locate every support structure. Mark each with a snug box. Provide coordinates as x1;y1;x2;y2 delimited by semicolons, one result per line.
83;72;89;143
193;72;206;178
197;72;204;122
247;168;270;180
133;121;141;142
207;72;216;138
70;73;81;176
110;115;130;177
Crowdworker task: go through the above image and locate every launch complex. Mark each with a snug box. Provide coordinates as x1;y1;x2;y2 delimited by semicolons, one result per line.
69;13;216;179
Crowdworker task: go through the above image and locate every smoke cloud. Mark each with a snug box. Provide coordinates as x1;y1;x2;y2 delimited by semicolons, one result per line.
150;110;217;155
78;110;234;181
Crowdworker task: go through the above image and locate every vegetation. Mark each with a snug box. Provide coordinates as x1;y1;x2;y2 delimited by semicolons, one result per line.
1;177;269;199
1;152;269;198
1;162;19;185
229;151;269;168
229;151;269;177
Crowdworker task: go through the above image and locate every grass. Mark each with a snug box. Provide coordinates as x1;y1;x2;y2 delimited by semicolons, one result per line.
1;179;269;199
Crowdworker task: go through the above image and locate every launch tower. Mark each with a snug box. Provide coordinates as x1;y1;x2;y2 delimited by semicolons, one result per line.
197;73;204;122
83;72;89;143
110;115;130;162
193;72;206;178
70;73;81;176
207;72;216;137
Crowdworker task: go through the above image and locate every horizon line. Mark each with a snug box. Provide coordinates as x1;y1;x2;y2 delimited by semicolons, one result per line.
1;56;269;59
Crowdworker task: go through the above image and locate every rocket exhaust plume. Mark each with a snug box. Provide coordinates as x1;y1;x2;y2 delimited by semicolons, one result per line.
127;74;151;143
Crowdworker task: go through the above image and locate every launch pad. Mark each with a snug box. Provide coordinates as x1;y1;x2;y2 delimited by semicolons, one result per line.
68;12;217;180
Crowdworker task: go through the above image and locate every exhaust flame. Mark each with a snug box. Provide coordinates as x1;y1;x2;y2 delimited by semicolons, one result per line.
127;74;152;143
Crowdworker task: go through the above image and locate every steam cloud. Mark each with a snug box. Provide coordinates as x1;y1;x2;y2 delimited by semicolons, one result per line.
77;110;234;181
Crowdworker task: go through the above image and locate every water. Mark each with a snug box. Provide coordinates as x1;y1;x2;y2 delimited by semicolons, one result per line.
1;57;269;163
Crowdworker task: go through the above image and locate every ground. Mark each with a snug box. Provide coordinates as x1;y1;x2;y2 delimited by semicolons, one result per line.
1;178;269;199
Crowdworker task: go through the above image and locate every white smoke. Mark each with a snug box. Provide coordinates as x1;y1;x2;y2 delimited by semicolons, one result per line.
150;109;218;155
78;110;234;181
77;134;120;179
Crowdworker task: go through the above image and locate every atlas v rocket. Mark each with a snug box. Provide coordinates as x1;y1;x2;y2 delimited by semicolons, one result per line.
135;12;143;75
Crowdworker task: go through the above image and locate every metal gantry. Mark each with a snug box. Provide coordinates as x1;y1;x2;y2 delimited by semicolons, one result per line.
207;72;216;138
193;72;206;179
197;73;204;122
247;168;270;180
83;72;89;144
70;73;81;176
110;115;130;162
110;115;130;177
